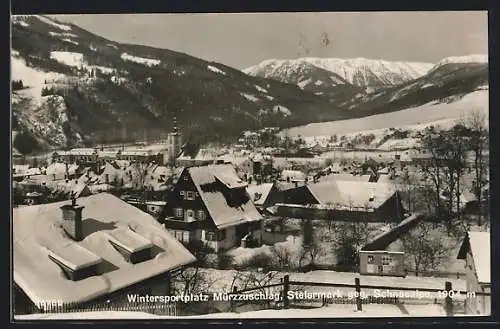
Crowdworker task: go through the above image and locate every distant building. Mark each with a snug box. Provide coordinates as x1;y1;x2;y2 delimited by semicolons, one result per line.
164;164;263;252
239;154;274;181
12;194;196;314
166;116;182;165
281;169;306;183
176;148;216;167
280;181;405;222
457;231;491;315
117;150;163;164
240;131;261;146
246;182;284;212
52;149;99;167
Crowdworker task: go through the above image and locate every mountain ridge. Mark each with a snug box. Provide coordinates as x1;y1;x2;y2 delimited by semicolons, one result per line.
11;15;489;155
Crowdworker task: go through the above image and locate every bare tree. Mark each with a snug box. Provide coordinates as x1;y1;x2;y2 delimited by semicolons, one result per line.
131;161;150;204
270;244;293;269
465;110;489;224
229;270;281;310
401;221;448;276
172;241;215;296
299;241;322;269
419;128;445;220
330;207;376;271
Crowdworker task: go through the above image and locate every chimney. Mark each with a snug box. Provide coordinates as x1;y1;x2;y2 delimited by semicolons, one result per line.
60;201;85;241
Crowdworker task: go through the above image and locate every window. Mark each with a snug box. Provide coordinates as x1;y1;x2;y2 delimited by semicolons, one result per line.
382;256;393;265
185;209;195;221
186;191;195;200
174;208;183;218
205;230;226;241
367;255;374;264
171;230;190;244
180;191;185;196
197;210;206;220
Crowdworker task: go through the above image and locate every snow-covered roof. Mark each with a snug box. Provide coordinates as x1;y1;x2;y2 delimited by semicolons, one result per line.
281;170;306;181
246;183;275;206
319;173;372;183
307;181;397;210
105;228;154;254
56;148;98;156
377;167;390;175
121;150;152;156
13;193;196;308
46;163;80;176
458;231;490;284
186;164;263;229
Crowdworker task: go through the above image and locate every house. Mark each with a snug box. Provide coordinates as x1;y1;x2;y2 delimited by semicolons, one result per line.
319;173;375;183
281;169;306;183
117;150;163;164
46;162;82;181
240;131;261;146
97;162;129;188
164;164;263;252
279;181;405;222
238;154;274;181
457;231;491;315
51;181;92;200
13;193;196;315
52;148;99;166
176;148;216;167
246;182;284;212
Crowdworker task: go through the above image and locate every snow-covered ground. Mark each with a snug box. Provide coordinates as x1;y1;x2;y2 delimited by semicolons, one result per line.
11;55;68;99
298;78;312;89
62;38;79;45
35;15;72;31
240;93;260;102
429;54;488;73
284;89;488;138
207;65;227;75
15;303;454;320
254;85;268;93
50;51;85;67
49;31;78;38
121;53;161;67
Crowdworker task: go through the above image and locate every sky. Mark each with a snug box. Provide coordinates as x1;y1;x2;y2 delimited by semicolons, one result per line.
51;11;488;70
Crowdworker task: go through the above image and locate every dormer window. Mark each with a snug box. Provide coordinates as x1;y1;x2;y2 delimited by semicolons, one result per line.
47;244;103;281
107;228;154;264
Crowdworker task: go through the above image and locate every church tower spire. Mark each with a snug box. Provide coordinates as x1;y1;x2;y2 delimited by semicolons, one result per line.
166;110;182;166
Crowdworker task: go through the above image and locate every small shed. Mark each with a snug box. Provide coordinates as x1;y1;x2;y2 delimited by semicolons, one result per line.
359;250;405;277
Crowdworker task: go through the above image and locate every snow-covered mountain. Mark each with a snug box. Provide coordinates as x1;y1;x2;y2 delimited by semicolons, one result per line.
11;15;348;154
244;57;434;87
427;54;488;73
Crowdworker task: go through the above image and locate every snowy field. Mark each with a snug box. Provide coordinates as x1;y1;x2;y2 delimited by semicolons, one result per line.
284;90;488;138
11;55;68;99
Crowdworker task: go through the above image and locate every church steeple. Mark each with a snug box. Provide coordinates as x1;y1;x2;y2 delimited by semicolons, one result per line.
172;115;178;134
166;111;182;166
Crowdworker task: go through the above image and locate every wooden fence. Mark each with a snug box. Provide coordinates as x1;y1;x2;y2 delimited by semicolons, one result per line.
230;275;491;316
18;300;178;317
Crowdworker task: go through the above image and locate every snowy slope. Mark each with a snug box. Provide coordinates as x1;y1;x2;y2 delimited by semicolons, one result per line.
284;89;488;137
429;54;488;73
245;57;433;87
12;15;345;153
